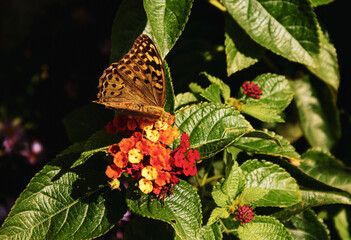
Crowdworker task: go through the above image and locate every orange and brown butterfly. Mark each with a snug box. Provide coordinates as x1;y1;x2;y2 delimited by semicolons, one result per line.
94;34;172;121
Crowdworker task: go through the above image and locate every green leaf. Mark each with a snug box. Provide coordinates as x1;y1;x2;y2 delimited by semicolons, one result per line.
189;82;205;94
224;14;265;75
300;149;351;194
237;187;269;206
222;0;320;67
241;73;294;113
110;0;147;63
207;208;230;226
286;209;330;240
238;216;293;240
307;27;340;91
201;72;231;102
240;159;301;207
63;104;113;143
143;0;194;59
212;162;243;207
311;0;334;7
201;84;222;104
163;60;175;114
233;130;301;161
241;101;284;123
126;180;202;240
174;92;199;110
175;102;253;159
292;76;340;151
71;130;122;168
197;224;223;240
238;129;283;146
0;154;127;240
220;218;240;235
334;208;351;240
272;190;351;221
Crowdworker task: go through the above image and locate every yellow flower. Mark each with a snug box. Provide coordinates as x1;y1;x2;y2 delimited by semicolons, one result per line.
108;178;120;190
128;148;143;164
138;178;153;194
141;121;154;132
155;120;169;130
145;129;160;142
141;166;158;180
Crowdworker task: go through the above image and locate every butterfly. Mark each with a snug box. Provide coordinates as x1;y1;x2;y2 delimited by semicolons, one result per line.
94;34;171;121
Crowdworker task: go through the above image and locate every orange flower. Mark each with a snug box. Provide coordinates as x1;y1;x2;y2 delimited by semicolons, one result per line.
118;137;135;153
135;138;154;155
104;115;200;198
113;151;128;168
118;132;142;153
105;164;123;179
155;170;171;186
159;126;180;145
150;144;171;171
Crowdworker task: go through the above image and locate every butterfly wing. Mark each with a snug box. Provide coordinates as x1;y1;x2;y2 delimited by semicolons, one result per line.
95;35;166;114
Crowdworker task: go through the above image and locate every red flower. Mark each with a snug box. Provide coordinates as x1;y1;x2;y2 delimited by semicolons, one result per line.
236;205;254;224
173;151;186;168
170;173;179;185
242;81;263;99
107;144;119;156
187;149;200;162
182;162;197;176
181;133;190;144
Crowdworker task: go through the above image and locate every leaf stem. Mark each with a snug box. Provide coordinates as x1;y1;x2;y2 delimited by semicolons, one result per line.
200;157;214;186
207;0;226;12
205;175;223;184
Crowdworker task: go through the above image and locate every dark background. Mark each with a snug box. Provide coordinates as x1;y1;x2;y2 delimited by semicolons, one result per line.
0;0;350;238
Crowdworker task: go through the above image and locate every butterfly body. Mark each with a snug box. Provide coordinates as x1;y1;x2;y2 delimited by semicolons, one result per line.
94;34;171;121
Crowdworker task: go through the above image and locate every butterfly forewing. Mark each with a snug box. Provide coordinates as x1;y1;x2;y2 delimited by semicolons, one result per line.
95;34;168;120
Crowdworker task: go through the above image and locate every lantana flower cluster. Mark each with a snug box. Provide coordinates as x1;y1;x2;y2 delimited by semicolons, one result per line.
242;81;263;99
235;205;254;224
104;114;200;198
